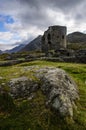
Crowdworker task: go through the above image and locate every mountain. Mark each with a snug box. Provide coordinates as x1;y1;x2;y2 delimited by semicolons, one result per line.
20;35;42;52
20;32;86;52
67;32;86;43
4;31;86;53
4;44;26;53
67;32;86;50
0;50;2;54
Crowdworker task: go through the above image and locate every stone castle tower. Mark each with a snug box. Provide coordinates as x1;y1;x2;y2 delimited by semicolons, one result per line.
42;25;67;54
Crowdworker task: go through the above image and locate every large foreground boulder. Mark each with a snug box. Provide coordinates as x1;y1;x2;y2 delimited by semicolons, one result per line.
8;67;79;117
9;76;39;99
35;67;79;117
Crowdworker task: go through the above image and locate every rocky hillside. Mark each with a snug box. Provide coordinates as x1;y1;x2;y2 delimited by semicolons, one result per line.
67;32;86;50
20;35;42;52
67;32;86;43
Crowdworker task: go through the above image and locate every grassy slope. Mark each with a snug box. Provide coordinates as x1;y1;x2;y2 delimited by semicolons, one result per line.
0;60;86;130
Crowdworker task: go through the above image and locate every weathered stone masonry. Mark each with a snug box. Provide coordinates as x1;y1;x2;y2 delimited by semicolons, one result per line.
42;25;67;54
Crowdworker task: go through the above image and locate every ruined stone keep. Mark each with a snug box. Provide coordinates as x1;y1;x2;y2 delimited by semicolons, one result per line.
42;25;67;53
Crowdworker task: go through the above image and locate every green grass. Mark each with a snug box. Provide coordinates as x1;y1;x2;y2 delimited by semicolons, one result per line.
67;42;86;50
0;60;86;130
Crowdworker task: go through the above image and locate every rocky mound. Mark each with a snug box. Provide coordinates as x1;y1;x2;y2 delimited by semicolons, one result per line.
5;66;79;118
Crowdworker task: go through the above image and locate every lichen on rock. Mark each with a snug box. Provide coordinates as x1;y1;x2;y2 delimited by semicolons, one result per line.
35;67;79;117
8;66;79;118
9;76;39;99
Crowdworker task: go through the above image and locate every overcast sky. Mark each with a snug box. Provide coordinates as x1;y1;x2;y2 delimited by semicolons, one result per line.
0;0;86;50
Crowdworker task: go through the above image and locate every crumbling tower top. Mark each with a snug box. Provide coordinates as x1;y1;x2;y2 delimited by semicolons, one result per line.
42;25;67;53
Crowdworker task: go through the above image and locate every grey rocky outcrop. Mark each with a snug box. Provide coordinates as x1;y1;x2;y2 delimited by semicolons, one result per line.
35;67;79;117
8;67;79;117
9;76;39;99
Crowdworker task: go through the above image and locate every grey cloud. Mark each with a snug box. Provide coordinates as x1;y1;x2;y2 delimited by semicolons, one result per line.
0;0;85;28
0;0;86;36
0;44;16;51
18;0;83;12
17;0;86;26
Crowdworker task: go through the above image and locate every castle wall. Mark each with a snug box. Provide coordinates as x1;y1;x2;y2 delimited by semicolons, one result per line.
42;26;67;53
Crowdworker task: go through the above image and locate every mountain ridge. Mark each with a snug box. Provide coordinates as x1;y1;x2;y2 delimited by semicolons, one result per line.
4;44;26;53
19;35;42;52
1;31;86;53
67;31;86;43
